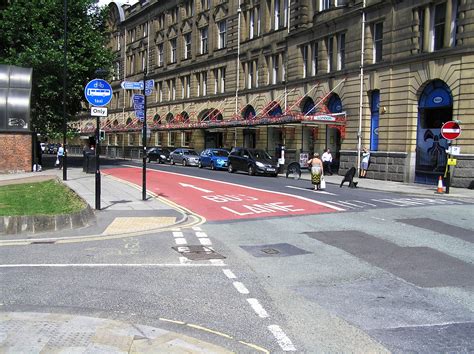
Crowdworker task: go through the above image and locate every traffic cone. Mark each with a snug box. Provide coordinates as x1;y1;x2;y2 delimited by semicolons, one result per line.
436;176;444;194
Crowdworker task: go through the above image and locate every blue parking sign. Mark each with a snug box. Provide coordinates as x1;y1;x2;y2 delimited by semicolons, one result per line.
84;79;113;107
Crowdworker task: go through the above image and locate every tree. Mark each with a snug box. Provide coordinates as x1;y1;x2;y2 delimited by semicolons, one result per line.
0;0;114;136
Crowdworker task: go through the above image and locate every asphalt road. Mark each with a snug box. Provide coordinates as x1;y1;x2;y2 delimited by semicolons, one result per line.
1;158;473;352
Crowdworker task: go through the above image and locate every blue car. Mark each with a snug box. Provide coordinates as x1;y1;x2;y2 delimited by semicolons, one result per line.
198;148;229;170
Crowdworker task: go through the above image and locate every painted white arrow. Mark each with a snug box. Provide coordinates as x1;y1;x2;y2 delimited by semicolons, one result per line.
179;183;213;193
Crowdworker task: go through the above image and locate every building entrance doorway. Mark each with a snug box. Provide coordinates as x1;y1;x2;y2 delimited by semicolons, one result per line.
243;129;256;148
416;80;453;184
204;131;224;148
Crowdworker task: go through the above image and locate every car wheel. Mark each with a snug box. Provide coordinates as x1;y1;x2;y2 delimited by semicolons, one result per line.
182;159;187;167
248;165;255;176
228;164;235;173
198;161;203;168
272;173;278;177
171;158;175;165
210;162;215;170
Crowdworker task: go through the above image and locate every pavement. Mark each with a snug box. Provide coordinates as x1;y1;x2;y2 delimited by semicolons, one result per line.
1;162;473;353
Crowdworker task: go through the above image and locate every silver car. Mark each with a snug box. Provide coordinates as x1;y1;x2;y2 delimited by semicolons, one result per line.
169;148;200;166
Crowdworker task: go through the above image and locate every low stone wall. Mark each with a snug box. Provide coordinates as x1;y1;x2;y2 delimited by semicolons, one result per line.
339;150;409;182
451;155;474;189
0;205;95;235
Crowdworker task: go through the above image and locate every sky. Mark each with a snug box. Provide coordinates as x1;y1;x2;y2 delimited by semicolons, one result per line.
96;0;138;7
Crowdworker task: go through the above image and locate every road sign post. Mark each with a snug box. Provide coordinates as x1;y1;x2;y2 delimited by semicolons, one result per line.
441;121;462;194
84;79;113;210
142;72;148;201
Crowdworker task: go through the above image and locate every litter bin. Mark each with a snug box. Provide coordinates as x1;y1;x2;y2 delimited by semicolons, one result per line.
83;152;96;174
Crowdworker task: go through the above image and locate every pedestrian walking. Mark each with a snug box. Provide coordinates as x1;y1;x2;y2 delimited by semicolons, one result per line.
360;147;370;178
322;148;333;175
57;143;65;169
308;153;324;190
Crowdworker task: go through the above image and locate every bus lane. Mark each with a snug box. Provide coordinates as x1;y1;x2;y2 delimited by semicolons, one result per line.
104;167;343;221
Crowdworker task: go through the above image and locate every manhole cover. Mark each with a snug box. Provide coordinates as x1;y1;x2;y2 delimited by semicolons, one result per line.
240;243;311;258
261;248;280;255
172;245;226;261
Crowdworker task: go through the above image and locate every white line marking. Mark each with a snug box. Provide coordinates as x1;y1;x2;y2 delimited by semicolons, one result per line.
223;269;237;279
128;167;345;211
333;200;365;208
233;281;250;294
175;238;187;245
172;231;184;238
286;185;337;196
348;200;377;207
325;201;356;209
268;325;296;351
179;183;214;193
195;231;208;238
210;259;225;265
171;228;181;232
0;263;224;268
192;226;202;231
199;238;212;246
247;298;269;318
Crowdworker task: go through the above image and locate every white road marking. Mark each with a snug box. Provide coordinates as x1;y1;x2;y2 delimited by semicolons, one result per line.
0;263;224;268
135;167;345;211
172;231;184;238
247;298;269;318
348;200;377;207
285;185;337;196
209;259;225;265
233;281;250;294
179;183;214;193
199;238;212;246
195;231;208;238
223;269;237;279
175;238;187;245
179;257;191;264
192;226;202;231
171;228;181;232
268;325;296;351
325;201;357;209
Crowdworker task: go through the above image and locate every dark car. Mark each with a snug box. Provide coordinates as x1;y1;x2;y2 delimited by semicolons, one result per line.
169;148;200;166
147;147;171;163
198;148;229;170
227;147;278;176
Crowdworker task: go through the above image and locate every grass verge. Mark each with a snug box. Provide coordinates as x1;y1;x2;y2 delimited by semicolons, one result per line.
0;179;86;216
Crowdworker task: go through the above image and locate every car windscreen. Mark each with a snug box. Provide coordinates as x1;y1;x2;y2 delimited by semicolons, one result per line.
212;150;229;157
184;150;198;155
250;150;271;160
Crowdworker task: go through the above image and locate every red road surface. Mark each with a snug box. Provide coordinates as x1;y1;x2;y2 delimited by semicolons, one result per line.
104;167;341;221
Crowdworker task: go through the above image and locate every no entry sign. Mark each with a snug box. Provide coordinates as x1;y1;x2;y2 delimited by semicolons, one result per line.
441;121;461;140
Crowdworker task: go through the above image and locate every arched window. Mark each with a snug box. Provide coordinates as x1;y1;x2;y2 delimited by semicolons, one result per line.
242;105;256;119
327;94;343;113
301;97;316;114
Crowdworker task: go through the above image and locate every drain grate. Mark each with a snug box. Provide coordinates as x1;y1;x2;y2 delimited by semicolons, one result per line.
172;245;226;261
240;243;311;258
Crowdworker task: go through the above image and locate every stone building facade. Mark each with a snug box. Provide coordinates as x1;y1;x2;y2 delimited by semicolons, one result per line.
73;0;474;187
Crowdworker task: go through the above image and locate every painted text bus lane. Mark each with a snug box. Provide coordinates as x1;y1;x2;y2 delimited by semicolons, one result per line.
104;167;343;221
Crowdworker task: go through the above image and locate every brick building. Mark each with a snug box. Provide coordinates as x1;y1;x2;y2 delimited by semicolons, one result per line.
73;0;474;187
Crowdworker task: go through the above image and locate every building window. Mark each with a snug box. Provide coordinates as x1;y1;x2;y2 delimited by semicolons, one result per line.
274;0;280;30
272;55;279;84
283;0;288;27
143;22;148;38
182;131;192;146
302;45;309;78
338;33;345;70
433;2;446;51
184;33;192;59
200;0;210;10
218;20;227;49
418;8;425;53
130;54;135;74
200;27;208;54
320;0;330;11
327;37;334;72
170;38;177;63
203;72;207;96
157;43;164;67
158;82;163;102
214;69;218;94
117;34;121;50
312;42;318;75
142;50;147;71
373;22;383;63
114;62;120;80
168;131;176;146
171;79;176;100
220;68;225;93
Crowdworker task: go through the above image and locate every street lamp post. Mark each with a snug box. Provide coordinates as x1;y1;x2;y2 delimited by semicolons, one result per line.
62;0;68;181
142;70;147;201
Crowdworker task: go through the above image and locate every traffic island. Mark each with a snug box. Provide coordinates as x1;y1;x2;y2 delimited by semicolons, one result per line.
0;176;96;235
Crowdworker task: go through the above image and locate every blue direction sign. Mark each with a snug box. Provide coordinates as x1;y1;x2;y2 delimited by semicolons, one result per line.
133;94;145;121
121;81;144;90
145;79;154;97
84;79;112;106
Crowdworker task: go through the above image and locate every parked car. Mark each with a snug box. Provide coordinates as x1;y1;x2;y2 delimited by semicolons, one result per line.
227;147;278;176
199;148;229;170
147;147;171;163
169;148;200;166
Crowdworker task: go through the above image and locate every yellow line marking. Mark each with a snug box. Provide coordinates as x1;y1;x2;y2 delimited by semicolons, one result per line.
238;340;271;353
186;323;233;339
159;318;186;325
